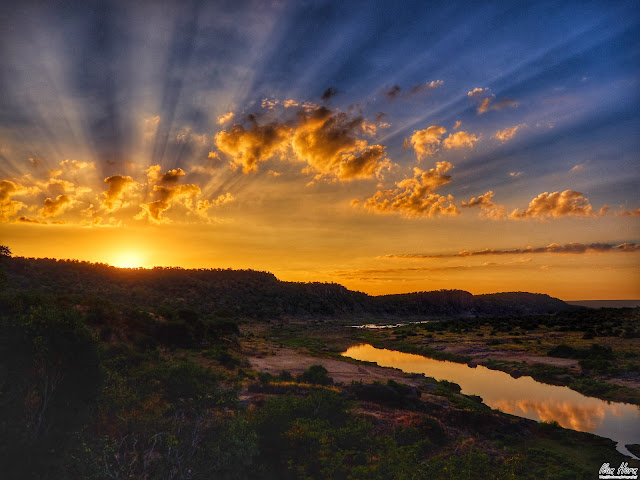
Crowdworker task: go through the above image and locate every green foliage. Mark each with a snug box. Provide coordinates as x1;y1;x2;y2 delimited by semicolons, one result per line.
0;304;102;478
297;364;333;385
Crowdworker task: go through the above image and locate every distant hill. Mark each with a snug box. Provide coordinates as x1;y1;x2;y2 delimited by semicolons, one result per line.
567;300;640;309
2;256;579;320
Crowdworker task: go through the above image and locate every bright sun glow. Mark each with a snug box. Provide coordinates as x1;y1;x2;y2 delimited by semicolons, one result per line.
110;252;147;269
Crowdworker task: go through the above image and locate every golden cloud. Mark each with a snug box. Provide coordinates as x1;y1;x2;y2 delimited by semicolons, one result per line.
404;126;447;160
102;175;137;211
137;184;201;223
215;104;393;181
495;124;525;142
215;120;291;173
39;194;73;218
510;190;596;219
15;215;44;224
0;180;26;220
362;162;459;217
461;191;496;209
442;131;479;149
59;159;94;170
217;112;235;125
461;190;507;219
617;208;640;216
467;87;487;97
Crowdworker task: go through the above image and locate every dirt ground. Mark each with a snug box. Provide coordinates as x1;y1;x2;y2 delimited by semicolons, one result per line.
248;347;423;386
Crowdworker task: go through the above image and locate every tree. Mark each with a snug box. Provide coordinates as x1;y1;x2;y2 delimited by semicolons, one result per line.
0;245;11;257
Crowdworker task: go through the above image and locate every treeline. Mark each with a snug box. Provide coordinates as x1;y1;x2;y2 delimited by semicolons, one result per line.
3;256;576;319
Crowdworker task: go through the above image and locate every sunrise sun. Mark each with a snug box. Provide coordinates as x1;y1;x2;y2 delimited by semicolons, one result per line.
110;251;147;269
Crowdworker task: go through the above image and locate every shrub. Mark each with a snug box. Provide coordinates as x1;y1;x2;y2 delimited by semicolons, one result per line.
298;364;333;385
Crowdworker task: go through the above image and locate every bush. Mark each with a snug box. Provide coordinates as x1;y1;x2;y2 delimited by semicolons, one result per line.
298;364;333;385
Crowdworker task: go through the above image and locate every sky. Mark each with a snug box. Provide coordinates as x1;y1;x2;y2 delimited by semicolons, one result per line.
0;0;638;299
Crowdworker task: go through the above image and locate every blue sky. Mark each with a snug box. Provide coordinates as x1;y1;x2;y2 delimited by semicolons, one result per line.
0;0;638;298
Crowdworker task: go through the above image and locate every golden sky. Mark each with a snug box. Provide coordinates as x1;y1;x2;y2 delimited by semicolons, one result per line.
0;1;638;299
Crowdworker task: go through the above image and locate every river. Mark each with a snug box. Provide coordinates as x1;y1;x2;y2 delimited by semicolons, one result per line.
342;343;640;458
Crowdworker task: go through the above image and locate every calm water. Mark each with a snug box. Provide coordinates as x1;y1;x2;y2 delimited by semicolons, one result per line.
342;344;640;458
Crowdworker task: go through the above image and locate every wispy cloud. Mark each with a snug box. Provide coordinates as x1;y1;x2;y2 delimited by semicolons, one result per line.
384;242;640;259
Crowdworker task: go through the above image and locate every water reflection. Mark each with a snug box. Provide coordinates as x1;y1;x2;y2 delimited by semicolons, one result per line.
342;344;640;455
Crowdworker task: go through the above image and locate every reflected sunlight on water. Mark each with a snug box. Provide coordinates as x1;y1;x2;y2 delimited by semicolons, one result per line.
342;344;640;455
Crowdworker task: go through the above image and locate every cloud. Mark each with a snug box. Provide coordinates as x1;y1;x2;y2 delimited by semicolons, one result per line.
509;171;522;177
215;104;393;181
469;88;518;115
321;87;338;101
495;124;525;142
570;164;584;173
137;184;201;223
404;126;447;160
362;162;459;217
468;87;487;97
292;107;392;181
39;194;73;218
41;178;76;196
453;121;462;130
461;190;507;219
384;85;402;99
442;131;479;149
143;115;161;141
510;190;596;219
59;159;94;170
0;180;27;220
407;80;444;95
384;242;640;259
217;112;235;125
102;175;137;211
462;191;496;209
384;80;443;100
196;193;235;212
15;216;44;224
159;168;186;184
215;119;291;173
617;208;640;217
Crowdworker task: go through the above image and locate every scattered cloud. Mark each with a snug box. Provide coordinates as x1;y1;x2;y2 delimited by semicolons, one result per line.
215;104;393;181
510;190;597;219
0;180;27;220
384;80;443;100
385;242;640;259
570;164;584;173
196;193;235;212
137;184;201;223
362;162;458;217
142;115;161;141
442;131;479;149
509;171;522;177
321;87;338;101
617;208;640;217
217;112;235;125
468;87;518;115
468;87;487;97
39;194;73;218
404;126;447;160
102;175;137;211
495;124;525;142
462;191;496;209
461;190;506;219
453;121;462;130
215;119;292;173
15;215;44;224
59;159;94;170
